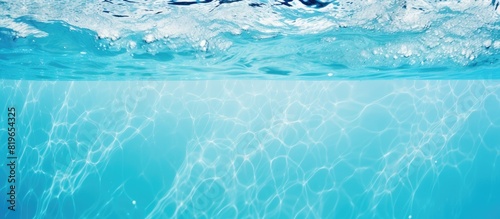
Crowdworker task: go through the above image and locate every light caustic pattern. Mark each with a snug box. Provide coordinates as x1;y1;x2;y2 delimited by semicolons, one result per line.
1;80;500;218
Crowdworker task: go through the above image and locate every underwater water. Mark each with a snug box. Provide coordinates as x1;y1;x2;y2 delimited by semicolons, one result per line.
1;0;500;218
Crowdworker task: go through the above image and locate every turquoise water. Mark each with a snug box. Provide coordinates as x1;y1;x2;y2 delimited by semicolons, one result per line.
1;1;500;219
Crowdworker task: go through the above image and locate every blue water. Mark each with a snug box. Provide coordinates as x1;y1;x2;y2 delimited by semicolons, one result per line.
1;1;500;219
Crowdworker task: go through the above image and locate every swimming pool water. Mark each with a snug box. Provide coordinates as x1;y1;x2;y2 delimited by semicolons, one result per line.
1;1;500;219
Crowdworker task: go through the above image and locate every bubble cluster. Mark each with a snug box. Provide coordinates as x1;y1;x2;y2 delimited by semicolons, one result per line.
0;0;499;74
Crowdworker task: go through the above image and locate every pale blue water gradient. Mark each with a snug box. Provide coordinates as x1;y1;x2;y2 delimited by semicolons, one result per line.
1;1;500;219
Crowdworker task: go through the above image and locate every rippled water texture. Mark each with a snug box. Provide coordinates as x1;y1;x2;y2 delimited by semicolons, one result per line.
1;81;500;219
1;1;500;219
1;0;500;79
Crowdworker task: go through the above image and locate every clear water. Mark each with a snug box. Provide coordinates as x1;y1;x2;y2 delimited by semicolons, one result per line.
1;1;500;218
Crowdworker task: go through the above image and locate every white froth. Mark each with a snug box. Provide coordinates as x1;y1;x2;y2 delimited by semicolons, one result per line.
0;0;498;67
0;17;48;37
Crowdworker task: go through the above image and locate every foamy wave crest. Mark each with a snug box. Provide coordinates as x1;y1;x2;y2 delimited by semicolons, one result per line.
0;0;499;79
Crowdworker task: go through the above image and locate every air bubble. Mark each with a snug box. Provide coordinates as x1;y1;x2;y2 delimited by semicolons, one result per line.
200;40;208;52
128;41;137;49
143;34;155;43
493;41;500;49
483;39;492;48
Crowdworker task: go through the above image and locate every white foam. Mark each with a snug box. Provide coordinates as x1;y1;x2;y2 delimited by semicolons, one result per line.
0;17;48;37
0;0;498;67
